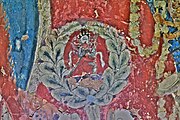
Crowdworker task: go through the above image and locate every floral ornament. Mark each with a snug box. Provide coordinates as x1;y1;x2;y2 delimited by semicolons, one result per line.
128;0;160;58
157;73;180;119
37;21;131;108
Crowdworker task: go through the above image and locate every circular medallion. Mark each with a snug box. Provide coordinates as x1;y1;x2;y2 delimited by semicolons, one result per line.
38;21;131;108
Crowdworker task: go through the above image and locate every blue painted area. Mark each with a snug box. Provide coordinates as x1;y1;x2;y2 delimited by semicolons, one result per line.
170;36;180;72
86;95;96;103
165;10;180;72
2;0;39;90
146;0;155;14
168;39;180;52
168;26;177;33
165;11;173;22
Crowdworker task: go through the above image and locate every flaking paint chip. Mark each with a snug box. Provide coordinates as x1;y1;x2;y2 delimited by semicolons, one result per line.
1;66;6;76
21;35;29;41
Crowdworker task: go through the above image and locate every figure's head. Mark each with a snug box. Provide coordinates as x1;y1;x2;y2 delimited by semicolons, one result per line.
78;29;90;44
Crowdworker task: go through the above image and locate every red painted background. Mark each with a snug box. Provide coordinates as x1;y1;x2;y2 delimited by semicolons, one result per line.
0;0;176;119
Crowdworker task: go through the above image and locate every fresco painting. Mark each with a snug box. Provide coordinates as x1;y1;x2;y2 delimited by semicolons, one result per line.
0;0;179;120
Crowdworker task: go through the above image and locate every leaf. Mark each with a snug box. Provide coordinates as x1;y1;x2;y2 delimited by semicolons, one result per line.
109;53;118;70
159;74;179;90
130;3;140;12
90;89;97;96
58;22;81;37
38;46;53;62
53;43;65;62
115;66;131;80
51;88;73;101
46;38;55;51
129;30;140;39
106;40;118;53
39;62;56;75
157;82;180;95
63;69;71;77
57;36;69;45
57;60;65;78
94;93;113;106
46;34;57;47
132;39;141;46
118;42;126;52
57;113;80;120
62;80;72;92
103;68;114;87
157;74;180;95
71;113;81;120
73;86;89;99
114;109;134;120
40;75;62;89
108;28;118;41
85;105;100;120
98;31;111;40
108;81;127;95
175;95;180;103
119;50;130;67
130;13;140;22
67;96;87;109
95;84;108;98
